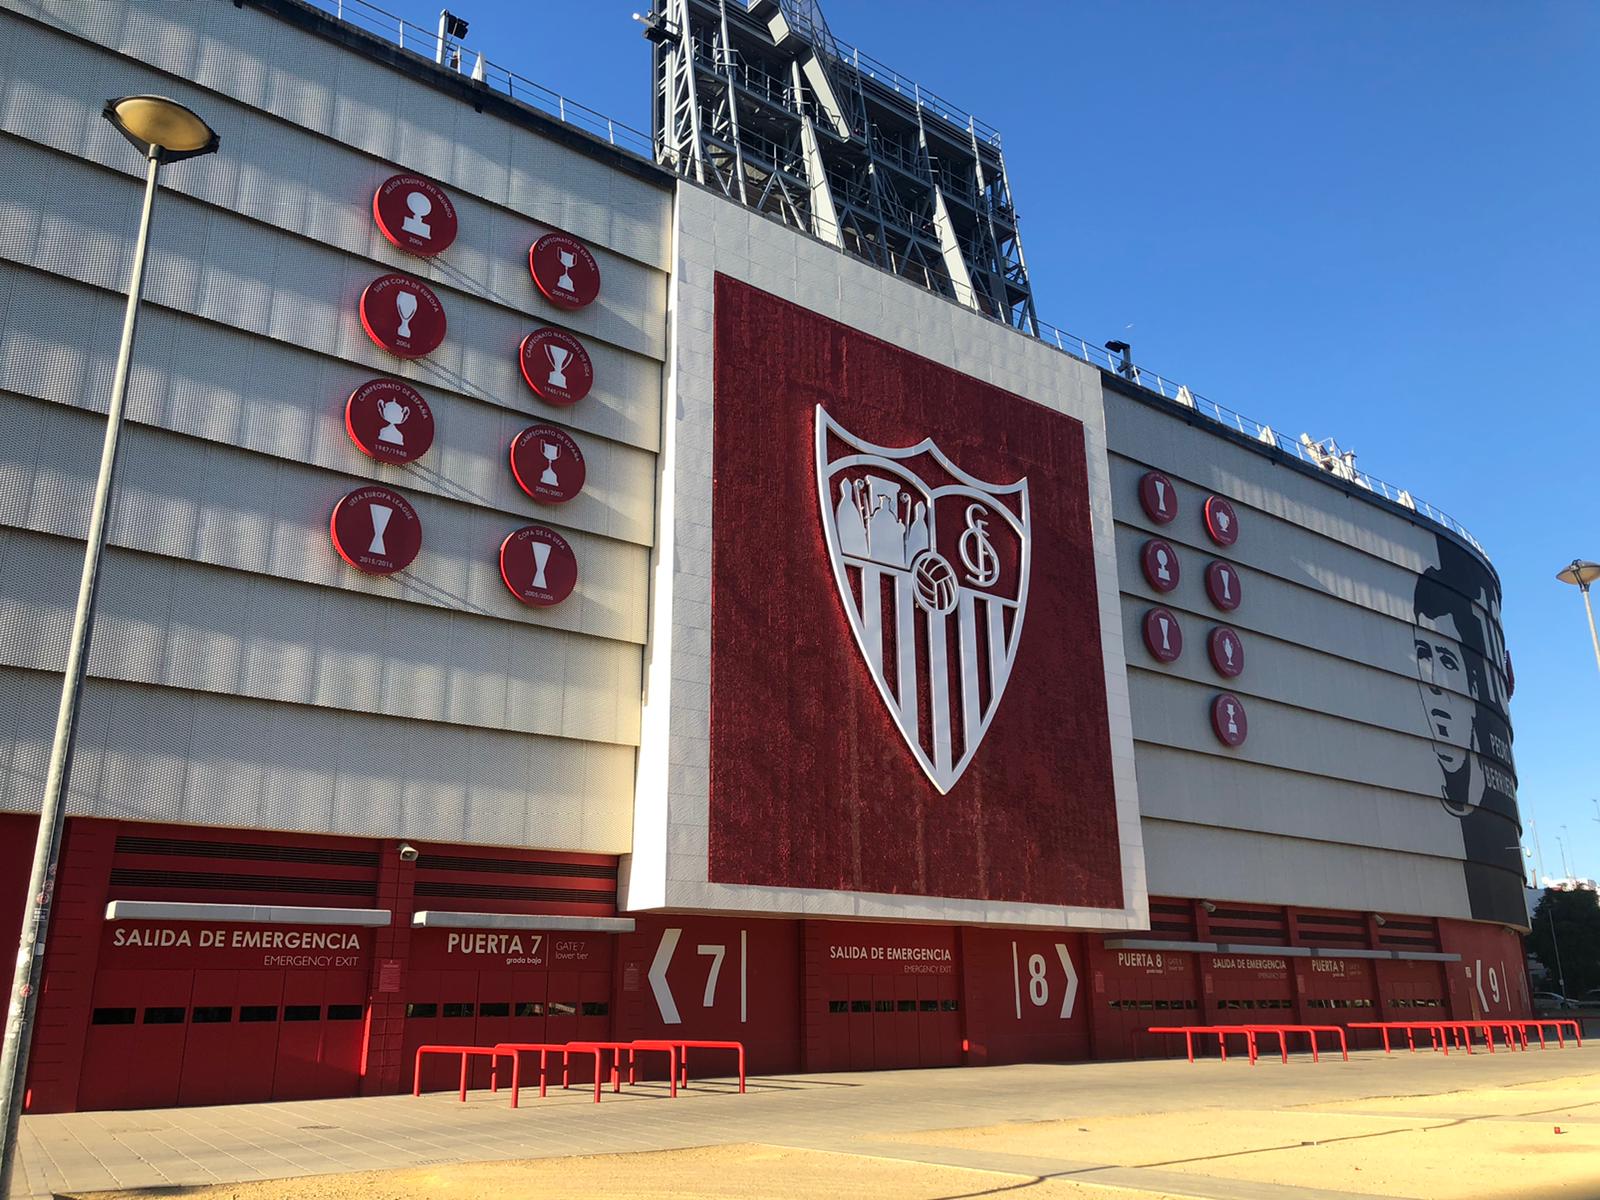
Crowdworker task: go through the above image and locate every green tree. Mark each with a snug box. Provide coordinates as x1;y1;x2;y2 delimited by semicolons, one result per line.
1527;888;1600;997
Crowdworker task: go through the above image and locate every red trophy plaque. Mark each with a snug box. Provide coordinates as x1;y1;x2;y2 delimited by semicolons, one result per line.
345;379;434;465
1141;538;1180;593
372;173;458;257
1208;626;1245;678
1205;560;1242;611
1139;470;1177;525
510;424;585;504
518;328;594;406
500;524;578;606
1143;607;1183;663
529;232;600;309
1204;494;1239;546
359;273;446;359
330;485;422;576
1211;692;1248;747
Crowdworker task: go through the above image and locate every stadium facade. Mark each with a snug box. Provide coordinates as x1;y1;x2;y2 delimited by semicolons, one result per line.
0;0;1526;1112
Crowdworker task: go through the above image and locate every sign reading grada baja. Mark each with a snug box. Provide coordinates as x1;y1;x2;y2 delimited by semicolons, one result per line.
360;273;446;359
345;379;434;464
529;232;600;309
372;173;458;256
710;276;1123;909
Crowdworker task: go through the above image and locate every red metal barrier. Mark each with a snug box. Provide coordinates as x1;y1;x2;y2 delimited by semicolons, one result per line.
1147;1025;1258;1065
493;1042;569;1108
1352;1019;1581;1055
670;1040;748;1093
627;1040;680;1097
1241;1025;1348;1063
411;1045;505;1101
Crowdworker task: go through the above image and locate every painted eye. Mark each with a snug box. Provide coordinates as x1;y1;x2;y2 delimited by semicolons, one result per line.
1439;651;1459;671
1415;641;1432;661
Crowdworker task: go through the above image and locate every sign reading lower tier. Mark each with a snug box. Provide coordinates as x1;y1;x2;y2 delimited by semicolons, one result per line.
499;524;578;606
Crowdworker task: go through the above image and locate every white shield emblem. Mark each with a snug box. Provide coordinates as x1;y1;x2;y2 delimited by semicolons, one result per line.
815;406;1031;794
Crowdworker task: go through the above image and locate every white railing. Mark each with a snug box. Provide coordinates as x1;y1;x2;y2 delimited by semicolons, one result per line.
311;0;652;157
305;0;1486;560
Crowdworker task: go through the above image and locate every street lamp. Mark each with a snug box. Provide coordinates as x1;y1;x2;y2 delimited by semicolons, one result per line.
1555;559;1600;675
0;95;218;1197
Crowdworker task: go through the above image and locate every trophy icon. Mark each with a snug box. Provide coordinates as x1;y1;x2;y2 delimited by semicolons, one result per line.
531;541;551;589
368;504;393;556
545;342;571;389
395;290;417;339
1225;701;1238;736
540;440;560;486
376;395;410;445
556;249;576;293
401;191;432;238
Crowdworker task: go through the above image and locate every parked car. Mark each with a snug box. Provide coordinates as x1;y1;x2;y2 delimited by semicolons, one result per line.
1532;991;1580;1011
1579;987;1600;1007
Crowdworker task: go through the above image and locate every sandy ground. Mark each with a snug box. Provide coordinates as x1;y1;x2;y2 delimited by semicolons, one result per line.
884;1073;1600;1200
66;1144;1183;1200
66;1070;1600;1200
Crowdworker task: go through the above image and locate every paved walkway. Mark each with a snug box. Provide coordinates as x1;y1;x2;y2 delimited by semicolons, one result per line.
16;1044;1597;1200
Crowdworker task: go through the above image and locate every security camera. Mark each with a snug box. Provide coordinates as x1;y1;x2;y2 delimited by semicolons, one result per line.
1200;900;1217;914
397;842;419;862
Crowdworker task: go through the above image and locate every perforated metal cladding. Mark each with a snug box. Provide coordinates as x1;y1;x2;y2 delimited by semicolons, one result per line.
0;666;634;849
0;394;648;645
0;12;671;350
0;264;657;551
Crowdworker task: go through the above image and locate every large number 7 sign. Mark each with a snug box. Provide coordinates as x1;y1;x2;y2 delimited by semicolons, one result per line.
649;927;748;1025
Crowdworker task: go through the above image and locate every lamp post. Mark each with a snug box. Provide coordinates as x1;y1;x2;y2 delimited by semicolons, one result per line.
0;95;218;1198
1555;559;1600;676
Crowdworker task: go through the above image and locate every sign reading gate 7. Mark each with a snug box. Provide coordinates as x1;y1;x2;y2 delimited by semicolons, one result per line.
648;927;748;1025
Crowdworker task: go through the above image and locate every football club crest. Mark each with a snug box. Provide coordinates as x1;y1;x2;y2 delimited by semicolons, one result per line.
815;406;1031;793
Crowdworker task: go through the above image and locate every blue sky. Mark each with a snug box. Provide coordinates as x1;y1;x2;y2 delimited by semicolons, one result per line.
379;0;1600;878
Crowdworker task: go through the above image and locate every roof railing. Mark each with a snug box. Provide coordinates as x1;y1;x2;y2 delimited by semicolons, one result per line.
304;0;1487;561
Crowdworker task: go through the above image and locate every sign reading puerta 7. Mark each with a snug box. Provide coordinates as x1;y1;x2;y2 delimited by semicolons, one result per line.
709;277;1124;909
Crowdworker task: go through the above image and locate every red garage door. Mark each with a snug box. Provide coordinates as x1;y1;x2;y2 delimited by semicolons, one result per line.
81;922;371;1111
1205;954;1294;1024
808;922;960;1072
1088;944;1199;1060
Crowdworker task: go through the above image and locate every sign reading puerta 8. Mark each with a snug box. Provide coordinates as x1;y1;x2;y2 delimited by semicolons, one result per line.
709;277;1123;909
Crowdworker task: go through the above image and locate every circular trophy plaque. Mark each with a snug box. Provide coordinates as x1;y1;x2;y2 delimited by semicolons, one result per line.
500;524;578;607
372;173;458;257
359;273;446;359
330;485;422;576
1141;538;1180;593
529;232;600;309
1205;560;1242;611
1208;626;1245;678
1143;607;1183;663
1211;692;1249;747
510;424;585;504
1139;470;1178;525
1204;495;1240;547
519;328;594;406
345;379;434;465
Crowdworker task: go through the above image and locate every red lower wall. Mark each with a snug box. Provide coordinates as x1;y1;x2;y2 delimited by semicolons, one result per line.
4;817;1533;1112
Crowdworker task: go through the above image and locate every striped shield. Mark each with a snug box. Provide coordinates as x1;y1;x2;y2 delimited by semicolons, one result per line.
815;406;1031;794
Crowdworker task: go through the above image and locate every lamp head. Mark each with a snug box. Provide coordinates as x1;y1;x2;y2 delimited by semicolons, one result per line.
102;95;219;163
1556;559;1600;589
1104;340;1130;355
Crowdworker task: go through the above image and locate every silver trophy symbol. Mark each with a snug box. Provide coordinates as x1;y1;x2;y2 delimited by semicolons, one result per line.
544;342;571;389
540;440;560;486
531;541;551;589
368;504;393;556
1216;509;1232;535
401;191;432;238
376;396;410;445
1225;702;1238;735
1223;637;1235;668
556;249;577;292
395;290;417;339
1157;615;1171;651
1153;479;1167;513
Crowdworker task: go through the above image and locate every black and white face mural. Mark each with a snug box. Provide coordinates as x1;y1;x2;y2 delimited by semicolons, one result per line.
1412;535;1522;926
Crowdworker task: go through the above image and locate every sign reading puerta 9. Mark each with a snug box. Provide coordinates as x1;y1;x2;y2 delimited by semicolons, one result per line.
709;277;1123;909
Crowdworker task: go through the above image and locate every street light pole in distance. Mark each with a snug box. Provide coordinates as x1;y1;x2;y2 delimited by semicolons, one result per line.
1555;559;1600;675
0;95;218;1200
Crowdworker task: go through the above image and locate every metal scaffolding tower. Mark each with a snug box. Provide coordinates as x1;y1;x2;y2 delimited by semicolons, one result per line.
644;0;1037;332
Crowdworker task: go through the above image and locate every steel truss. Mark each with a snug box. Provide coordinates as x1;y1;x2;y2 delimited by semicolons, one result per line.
649;0;1037;331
